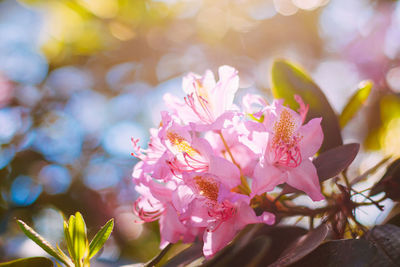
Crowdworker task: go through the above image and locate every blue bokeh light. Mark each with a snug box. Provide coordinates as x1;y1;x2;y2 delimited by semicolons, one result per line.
84;157;122;190
108;93;142;122
33;111;83;164
65;90;108;135
11;175;42;206
0;44;48;85
45;66;93;96
106;62;143;90
102;121;146;158
0;108;22;144
0;145;15;170
38;165;71;195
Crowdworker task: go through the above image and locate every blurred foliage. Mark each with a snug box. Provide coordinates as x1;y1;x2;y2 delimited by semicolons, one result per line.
339;80;373;128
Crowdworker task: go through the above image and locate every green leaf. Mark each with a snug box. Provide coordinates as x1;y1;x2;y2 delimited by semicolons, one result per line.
202;225;308;267
67;215;78;265
63;221;75;262
0;257;53;267
164;242;203;267
370;158;400;200
56;244;71;266
16;220;72;266
362;224;400;265
270;59;343;152
339;80;373;128
88;218;114;259
269;223;329;267
144;243;174;267
313;143;360;182
291;239;380;266
70;212;88;266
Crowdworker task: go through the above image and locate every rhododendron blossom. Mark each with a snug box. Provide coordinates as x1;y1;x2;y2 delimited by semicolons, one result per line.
131;65;324;259
164;65;239;131
252;97;324;201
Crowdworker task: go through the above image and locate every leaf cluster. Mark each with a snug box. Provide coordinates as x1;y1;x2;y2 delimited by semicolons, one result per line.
6;212;114;267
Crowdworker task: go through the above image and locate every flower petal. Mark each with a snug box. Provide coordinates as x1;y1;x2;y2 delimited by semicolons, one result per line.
299;117;323;158
287;160;324;201
203;220;236;258
212;66;239;117
160;204;191;245
236;201;275;227
252;161;285;197
209;155;241;189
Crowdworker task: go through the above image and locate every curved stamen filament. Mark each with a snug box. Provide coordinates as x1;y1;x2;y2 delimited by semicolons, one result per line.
184;87;214;124
133;197;164;223
207;201;236;232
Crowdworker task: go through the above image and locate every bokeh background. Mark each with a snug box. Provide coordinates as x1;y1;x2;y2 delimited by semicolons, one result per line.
1;0;400;265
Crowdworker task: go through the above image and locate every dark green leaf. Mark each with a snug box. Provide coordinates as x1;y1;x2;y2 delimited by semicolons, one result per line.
270;59;342;152
339;80;373;128
0;257;53;267
144;243;173;267
294;225;400;267
89;218;114;259
221;236;271;267
16;220;72;266
164;241;203;267
203;225;308;267
313;143;360;182
269;223;329;267
291;239;380;267
370;158;400;200
362;224;400;265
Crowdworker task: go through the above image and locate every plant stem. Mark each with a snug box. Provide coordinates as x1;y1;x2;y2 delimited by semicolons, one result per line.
218;132;240;169
342;172;351;189
218;131;251;194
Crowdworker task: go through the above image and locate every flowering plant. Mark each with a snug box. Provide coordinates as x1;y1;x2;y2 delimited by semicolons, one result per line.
11;60;400;266
130;60;400;266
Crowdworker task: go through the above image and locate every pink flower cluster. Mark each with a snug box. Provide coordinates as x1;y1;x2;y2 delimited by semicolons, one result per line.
132;66;324;258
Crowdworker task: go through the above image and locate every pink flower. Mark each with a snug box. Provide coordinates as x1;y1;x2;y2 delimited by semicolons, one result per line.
164;65;239;131
202;200;274;258
158;112;241;189
131;65;325;259
131;123;172;182
177;172;275;258
252;96;324;201
242;93;268;121
205;115;260;177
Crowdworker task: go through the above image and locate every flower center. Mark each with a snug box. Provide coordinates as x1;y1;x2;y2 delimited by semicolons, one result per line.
193;175;236;232
271;109;302;167
194;176;219;202
167;131;198;157
273;109;296;146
